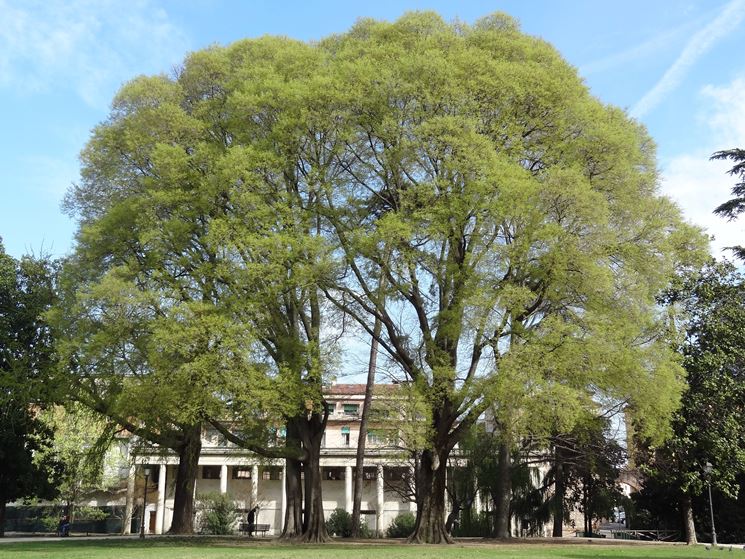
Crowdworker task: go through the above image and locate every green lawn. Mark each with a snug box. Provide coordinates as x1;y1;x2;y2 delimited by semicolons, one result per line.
0;539;735;559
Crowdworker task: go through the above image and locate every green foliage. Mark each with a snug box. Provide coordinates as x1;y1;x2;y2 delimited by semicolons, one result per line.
326;508;352;537
386;512;416;538
0;242;61;530
52;10;710;542
711;148;745;260
34;403;123;518
324;508;373;538
451;511;490;537
643;262;745;499
197;493;238;535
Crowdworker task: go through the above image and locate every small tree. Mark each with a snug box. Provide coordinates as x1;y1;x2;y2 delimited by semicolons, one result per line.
197;493;238;535
34;404;123;522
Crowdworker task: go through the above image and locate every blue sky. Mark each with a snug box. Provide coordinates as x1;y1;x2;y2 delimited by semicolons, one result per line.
1;0;745;260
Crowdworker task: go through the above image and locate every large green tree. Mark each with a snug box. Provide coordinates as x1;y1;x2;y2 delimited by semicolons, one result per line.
313;13;705;543
57;11;706;544
640;262;745;544
56;41;336;540
0;241;60;536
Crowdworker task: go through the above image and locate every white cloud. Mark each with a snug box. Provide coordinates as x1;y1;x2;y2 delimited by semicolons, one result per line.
0;0;189;108
661;76;745;258
579;19;696;77
631;0;745;119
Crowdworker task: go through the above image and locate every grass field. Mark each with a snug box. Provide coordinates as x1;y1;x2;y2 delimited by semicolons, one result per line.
0;539;736;559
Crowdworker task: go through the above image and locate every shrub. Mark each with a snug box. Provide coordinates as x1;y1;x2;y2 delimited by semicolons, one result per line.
197;492;238;535
326;508;352;537
386;512;415;538
326;508;375;538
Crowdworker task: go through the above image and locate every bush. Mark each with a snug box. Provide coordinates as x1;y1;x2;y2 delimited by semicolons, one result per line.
326;508;352;537
197;492;238;535
452;511;490;537
326;508;375;538
386;512;415;538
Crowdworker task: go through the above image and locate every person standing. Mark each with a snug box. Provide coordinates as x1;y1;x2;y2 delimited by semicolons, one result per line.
246;506;258;537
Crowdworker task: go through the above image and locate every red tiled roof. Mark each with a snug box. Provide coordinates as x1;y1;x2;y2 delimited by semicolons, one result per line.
324;383;399;396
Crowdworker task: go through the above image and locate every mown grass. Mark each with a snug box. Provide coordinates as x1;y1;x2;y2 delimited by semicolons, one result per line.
0;538;734;559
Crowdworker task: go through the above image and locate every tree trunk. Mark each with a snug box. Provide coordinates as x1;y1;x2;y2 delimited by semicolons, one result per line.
493;442;511;538
351;316;381;537
282;457;304;538
681;493;697;545
584;476;591;536
299;412;329;542
409;448;452;544
552;445;564;537
281;419;304;539
0;500;6;537
169;424;201;534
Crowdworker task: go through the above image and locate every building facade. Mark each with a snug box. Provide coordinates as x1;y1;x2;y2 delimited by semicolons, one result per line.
124;384;416;536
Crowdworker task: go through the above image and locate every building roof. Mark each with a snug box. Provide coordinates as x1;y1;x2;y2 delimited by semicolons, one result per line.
324;383;399;396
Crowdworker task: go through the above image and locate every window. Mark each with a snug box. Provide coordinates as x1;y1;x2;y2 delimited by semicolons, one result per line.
367;430;379;444
325;402;336;415
232;467;252;479
384;467;407;482
343;404;359;416
370;408;391;421
324;467;345;480
341;426;350;446
202;466;221;479
261;467;281;481
361;467;377;480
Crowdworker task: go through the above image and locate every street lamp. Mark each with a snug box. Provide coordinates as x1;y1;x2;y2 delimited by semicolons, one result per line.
140;466;152;539
704;462;717;546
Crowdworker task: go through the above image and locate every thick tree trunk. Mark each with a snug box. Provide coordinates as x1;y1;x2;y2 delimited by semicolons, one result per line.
583;477;591;536
493;442;511;538
0;500;6;537
409;449;452;544
552;445;565;537
281;419;304;539
282;457;304;538
351;316;380;538
681;493;697;545
169;424;201;534
297;411;329;543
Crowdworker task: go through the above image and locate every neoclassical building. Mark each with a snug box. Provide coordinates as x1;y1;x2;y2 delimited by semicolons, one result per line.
123;384;417;535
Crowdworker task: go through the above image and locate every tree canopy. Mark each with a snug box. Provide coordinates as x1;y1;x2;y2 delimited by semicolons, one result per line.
56;11;707;543
0;240;61;536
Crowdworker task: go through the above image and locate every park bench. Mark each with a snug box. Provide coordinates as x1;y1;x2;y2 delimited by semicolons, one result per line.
239;522;271;536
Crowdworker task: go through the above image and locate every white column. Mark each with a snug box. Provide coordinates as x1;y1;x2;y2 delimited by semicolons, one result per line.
251;465;259;506
376;464;384;536
444;467;450;516
345;466;353;512
409;466;416;512
280;465;287;524
155;465;167;534
123;465;135;534
220;464;228;494
474;480;481;514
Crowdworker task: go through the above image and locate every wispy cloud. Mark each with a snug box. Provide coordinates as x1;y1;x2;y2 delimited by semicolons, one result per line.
660;76;745;258
631;0;745;119
0;0;189;108
579;19;697;77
